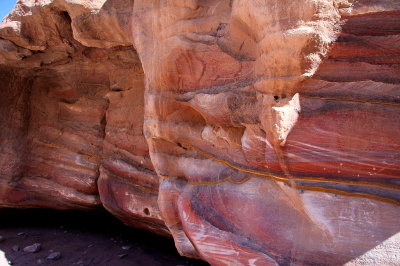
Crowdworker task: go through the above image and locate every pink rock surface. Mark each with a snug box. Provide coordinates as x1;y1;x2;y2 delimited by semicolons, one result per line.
0;0;399;264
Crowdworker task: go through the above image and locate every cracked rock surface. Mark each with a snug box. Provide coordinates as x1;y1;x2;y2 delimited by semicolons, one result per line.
1;0;400;265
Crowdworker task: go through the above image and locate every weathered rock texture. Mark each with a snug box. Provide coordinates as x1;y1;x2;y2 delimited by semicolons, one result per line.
1;0;400;265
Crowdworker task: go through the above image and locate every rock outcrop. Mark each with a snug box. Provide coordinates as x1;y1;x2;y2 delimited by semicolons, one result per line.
1;0;399;265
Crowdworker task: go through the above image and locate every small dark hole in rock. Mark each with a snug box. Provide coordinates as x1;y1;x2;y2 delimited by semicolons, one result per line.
112;88;123;92
177;142;187;150
274;96;279;101
143;208;150;216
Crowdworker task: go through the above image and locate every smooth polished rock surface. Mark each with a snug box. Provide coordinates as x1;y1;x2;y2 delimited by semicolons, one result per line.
1;0;400;265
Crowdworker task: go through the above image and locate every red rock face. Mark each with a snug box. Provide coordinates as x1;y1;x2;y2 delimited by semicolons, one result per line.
1;0;400;264
0;0;168;235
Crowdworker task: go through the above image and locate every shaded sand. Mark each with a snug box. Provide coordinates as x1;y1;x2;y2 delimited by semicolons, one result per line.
0;209;208;266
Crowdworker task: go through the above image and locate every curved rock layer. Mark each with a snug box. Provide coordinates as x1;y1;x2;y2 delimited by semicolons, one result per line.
1;0;400;265
0;0;168;236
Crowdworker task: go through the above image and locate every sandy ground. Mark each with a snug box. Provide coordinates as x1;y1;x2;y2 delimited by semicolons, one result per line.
0;209;209;266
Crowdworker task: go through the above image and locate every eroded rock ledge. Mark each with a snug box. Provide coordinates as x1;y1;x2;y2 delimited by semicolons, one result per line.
1;0;399;265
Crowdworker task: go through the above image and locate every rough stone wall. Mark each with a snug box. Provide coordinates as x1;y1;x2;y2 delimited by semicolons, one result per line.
0;0;400;264
0;0;169;236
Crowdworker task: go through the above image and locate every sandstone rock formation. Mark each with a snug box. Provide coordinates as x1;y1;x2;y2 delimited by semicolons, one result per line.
1;0;399;265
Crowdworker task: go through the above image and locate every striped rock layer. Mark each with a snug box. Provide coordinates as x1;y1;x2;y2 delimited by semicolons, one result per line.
0;0;399;265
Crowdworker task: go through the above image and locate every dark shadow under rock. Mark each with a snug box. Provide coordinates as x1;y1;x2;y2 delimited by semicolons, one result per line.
0;209;209;266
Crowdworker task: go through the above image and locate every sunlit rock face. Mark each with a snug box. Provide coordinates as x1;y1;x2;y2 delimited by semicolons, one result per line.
1;0;400;264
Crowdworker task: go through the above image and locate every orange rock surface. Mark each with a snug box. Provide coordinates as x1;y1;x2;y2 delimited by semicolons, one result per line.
0;0;399;264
